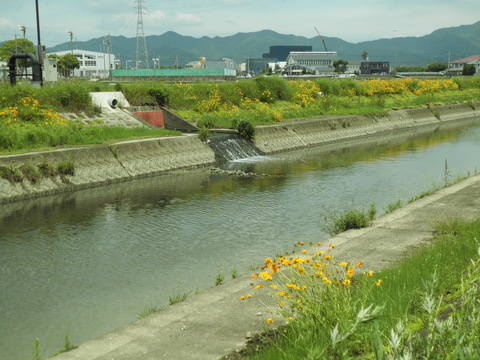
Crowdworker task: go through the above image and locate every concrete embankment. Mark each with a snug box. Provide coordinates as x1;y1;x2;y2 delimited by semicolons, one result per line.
0;102;479;204
0;136;216;204
253;103;480;153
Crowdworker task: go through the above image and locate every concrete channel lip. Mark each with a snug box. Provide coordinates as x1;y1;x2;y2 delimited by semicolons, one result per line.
50;174;480;360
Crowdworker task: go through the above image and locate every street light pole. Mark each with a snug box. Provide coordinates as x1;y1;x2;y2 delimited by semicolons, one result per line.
18;25;26;38
66;31;73;54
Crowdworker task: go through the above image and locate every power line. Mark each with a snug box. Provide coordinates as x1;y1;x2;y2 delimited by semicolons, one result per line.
135;0;149;69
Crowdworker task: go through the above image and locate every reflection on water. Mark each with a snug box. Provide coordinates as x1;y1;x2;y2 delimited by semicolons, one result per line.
1;121;480;359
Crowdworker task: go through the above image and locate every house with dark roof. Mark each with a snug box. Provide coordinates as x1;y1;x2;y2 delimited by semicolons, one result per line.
448;54;480;75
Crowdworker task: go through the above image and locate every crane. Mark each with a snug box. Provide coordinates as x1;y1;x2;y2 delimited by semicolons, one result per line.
314;27;328;52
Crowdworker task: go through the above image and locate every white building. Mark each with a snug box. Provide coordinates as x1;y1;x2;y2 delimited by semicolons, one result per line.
448;54;480;75
283;51;339;75
48;49;116;78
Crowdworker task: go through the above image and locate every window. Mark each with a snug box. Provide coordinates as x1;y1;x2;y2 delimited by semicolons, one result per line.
85;61;96;66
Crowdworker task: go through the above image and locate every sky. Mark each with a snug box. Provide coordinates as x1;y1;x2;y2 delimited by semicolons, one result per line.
0;0;479;49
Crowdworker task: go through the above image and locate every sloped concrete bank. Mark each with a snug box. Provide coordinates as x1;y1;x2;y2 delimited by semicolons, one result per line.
0;103;479;204
253;103;480;153
0;136;216;204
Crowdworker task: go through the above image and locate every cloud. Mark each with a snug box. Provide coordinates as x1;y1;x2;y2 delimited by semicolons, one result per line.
147;10;167;22
171;12;203;26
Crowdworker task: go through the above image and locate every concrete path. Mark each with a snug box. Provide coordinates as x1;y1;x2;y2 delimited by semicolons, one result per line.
51;174;480;360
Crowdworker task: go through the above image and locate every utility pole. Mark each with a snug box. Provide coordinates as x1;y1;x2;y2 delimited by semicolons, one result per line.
135;0;149;69
35;0;44;85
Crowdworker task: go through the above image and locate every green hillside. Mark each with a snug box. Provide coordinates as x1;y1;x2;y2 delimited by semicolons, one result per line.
25;21;480;67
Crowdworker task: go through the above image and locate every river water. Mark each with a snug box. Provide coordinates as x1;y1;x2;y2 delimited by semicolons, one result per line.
1;120;480;359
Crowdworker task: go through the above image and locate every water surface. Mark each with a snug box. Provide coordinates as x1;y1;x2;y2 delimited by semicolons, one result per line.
1;121;480;359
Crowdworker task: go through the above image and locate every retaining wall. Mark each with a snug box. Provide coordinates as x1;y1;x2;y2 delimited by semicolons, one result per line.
0;103;479;203
253;103;479;154
0;136;215;204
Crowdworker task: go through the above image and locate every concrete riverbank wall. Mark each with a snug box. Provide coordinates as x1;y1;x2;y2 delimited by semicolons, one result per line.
0;102;479;204
0;136;216;204
253;102;480;153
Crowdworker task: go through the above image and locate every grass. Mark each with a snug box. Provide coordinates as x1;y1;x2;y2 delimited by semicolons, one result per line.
0;124;181;155
215;272;225;286
1;77;479;154
168;292;189;305
322;203;377;236
243;218;480;359
0;160;76;184
137;306;161;319
384;199;402;213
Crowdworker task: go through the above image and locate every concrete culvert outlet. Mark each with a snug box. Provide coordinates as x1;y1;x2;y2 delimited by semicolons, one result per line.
108;98;118;108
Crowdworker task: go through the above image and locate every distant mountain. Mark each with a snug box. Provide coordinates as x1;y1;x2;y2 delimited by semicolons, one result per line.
42;21;480;67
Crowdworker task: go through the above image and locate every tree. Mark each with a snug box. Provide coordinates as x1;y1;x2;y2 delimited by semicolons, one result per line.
361;51;368;60
462;64;476;76
0;38;36;73
333;59;348;74
426;62;448;72
0;38;36;63
57;53;80;77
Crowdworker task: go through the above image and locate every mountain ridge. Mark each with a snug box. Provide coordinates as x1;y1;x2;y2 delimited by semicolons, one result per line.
24;21;480;67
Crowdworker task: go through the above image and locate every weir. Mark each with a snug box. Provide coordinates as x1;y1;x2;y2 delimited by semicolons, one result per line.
208;134;265;162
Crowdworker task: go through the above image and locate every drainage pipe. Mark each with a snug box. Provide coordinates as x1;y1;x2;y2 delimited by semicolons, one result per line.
8;53;42;86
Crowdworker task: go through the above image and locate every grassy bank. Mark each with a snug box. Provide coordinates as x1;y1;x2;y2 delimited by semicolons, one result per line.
1;76;479;154
238;216;480;359
0;89;180;154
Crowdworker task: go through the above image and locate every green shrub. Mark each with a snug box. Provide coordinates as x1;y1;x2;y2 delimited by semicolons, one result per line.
19;164;42;183
57;160;75;176
148;87;170;106
0;165;23;183
198;127;211;142
254;76;292;102
37;162;57;178
315;78;341;95
235;120;255;140
338;78;363;96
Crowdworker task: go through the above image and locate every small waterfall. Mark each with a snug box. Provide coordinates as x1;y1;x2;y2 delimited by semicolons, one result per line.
208;134;265;162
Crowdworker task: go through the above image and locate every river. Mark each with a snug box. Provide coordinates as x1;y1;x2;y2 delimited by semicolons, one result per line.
1;120;480;359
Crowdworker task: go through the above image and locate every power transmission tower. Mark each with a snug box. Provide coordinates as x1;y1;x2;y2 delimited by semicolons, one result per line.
135;0;149;69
